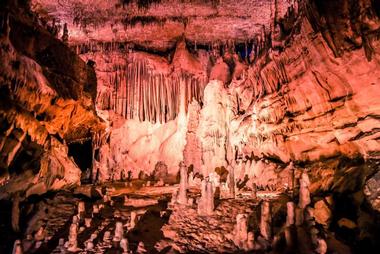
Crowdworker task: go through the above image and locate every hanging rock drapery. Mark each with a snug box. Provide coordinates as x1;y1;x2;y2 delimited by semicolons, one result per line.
97;59;207;124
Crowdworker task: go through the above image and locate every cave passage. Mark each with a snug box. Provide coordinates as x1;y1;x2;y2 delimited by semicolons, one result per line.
68;140;93;172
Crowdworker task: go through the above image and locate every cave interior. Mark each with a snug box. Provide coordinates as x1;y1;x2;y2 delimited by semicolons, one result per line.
1;0;380;253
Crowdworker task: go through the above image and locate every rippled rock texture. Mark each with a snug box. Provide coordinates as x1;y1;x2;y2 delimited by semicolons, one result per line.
0;1;103;197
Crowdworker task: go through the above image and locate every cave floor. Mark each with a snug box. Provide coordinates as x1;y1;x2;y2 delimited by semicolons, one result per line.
0;181;358;254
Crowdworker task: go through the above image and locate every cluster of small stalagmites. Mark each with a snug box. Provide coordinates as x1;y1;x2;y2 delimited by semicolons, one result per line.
230;201;273;251
13;224;47;253
232;214;255;251
276;171;327;254
54;200;136;253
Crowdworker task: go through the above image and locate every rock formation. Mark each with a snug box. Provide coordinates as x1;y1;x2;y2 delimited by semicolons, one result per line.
0;0;104;198
260;201;272;241
286;201;295;226
298;171;311;209
67;223;78;252
233;214;254;250
1;0;380;252
113;221;124;242
197;179;215;216
177;161;188;205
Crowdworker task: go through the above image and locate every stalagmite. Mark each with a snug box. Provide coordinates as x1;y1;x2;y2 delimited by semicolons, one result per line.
130;211;137;229
12;240;22;254
197;179;215;216
3;0;380;253
260;201;272;241
103;231;111;242
113;221;124;242
92;204;99;215
120;238;130;253
316;238;328;254
286;202;295;226
34;226;45;241
67;223;78;252
177;161;188;205
299;171;311;209
233;214;254;250
85;241;94;251
78;201;85;218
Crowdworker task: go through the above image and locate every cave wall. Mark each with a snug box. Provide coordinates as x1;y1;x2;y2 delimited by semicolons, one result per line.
81;2;380;225
0;1;104;198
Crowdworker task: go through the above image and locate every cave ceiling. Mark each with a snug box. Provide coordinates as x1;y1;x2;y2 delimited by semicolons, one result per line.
30;0;292;51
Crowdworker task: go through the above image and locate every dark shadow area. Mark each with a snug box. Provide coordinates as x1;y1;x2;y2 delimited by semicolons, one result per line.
68;140;92;172
0;200;20;254
127;199;171;253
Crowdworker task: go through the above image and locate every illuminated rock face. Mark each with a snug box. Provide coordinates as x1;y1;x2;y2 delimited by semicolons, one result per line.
1;0;380;253
2;0;380;192
78;0;380;184
0;3;103;196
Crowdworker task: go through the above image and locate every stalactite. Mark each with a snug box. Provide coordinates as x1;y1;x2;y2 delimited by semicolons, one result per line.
98;59;206;123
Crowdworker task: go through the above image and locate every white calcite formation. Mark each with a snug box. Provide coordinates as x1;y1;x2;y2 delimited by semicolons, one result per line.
197;179;215;216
